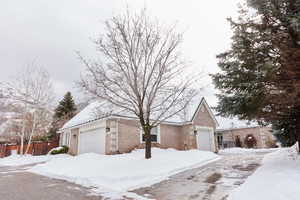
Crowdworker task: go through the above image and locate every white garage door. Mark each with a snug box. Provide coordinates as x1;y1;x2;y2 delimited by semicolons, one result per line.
197;128;214;151
78;128;106;154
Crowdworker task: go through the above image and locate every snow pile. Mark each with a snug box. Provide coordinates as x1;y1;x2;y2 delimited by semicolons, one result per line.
219;147;279;155
30;148;219;192
0;154;70;166
229;145;300;200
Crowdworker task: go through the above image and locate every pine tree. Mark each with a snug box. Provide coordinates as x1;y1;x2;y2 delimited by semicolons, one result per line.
272;109;297;147
211;0;300;150
49;92;77;139
54;92;77;120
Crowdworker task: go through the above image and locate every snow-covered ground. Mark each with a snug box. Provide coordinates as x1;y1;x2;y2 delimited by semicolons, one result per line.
228;145;300;200
219;147;279;155
0;154;70;166
30;148;219;198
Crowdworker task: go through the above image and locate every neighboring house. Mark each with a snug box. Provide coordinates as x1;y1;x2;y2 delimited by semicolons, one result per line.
216;125;276;149
59;97;219;155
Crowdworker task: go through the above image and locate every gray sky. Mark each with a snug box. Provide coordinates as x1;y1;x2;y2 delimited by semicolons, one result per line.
0;0;241;106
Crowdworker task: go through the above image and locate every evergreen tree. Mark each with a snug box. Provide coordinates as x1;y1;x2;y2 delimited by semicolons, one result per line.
54;92;77;120
49;92;77;139
211;0;300;150
272;110;297;147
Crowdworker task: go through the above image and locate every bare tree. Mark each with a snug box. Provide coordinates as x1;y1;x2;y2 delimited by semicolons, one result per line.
1;65;54;155
79;9;200;159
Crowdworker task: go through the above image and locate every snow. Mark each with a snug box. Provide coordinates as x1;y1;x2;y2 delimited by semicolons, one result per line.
228;145;300;200
219;147;279;155
62;101;107;129
47;146;64;154
215;114;259;130
61;96;212;130
0;154;70;166
30;148;219;196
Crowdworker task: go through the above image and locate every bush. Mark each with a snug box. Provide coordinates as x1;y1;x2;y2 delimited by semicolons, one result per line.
50;145;69;155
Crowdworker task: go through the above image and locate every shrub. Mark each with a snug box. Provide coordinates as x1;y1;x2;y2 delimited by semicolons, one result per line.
50;145;69;155
244;134;257;148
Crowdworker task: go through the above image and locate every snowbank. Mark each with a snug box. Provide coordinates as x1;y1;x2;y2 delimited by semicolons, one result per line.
30;148;219;192
0;154;70;166
219;147;278;155
229;145;300;200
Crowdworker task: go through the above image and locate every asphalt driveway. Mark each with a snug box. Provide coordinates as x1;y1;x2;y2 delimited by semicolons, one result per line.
133;152;267;200
0;151;270;200
0;164;103;200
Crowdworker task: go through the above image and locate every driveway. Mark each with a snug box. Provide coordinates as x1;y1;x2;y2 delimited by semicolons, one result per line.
132;152;267;200
0;152;269;200
0;164;103;200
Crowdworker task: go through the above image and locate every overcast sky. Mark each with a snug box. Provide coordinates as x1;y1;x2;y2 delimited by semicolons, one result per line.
0;0;241;106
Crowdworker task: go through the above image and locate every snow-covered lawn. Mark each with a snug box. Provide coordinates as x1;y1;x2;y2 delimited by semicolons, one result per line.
228;145;300;200
0;154;70;167
219;147;278;155
30;148;219;196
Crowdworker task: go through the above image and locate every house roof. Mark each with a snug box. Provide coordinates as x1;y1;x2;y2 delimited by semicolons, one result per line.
61;97;218;130
215;114;259;131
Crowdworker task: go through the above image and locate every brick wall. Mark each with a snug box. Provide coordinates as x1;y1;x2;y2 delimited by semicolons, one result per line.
219;127;274;148
117;119;140;153
69;128;79;155
193;104;216;129
159;124;183;150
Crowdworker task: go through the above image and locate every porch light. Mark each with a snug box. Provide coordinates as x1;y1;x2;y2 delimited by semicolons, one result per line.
194;130;198;135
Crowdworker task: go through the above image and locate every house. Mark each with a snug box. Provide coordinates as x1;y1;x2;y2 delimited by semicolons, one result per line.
215;116;276;148
59;97;219;155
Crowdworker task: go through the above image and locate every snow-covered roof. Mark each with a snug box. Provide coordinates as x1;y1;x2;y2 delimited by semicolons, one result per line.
61;96;217;130
62;101;112;129
215;114;259;131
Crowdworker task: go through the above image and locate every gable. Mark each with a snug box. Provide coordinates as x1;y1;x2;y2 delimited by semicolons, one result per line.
192;99;218;128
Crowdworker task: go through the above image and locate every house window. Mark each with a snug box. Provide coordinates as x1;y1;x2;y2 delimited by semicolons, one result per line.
217;134;223;147
141;126;160;143
63;131;71;147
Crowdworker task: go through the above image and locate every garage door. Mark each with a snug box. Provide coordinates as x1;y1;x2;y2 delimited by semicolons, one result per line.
196;128;214;151
78;128;106;154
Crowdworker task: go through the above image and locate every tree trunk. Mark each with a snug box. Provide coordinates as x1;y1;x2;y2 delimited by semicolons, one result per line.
20;134;24;155
144;126;152;159
20;102;28;156
25;113;36;155
296;114;300;153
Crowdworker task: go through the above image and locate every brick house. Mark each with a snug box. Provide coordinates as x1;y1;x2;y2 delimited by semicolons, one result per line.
59;97;219;155
216;126;276;149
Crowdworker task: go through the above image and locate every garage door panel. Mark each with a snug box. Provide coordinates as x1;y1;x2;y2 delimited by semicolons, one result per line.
197;129;213;151
79;128;106;154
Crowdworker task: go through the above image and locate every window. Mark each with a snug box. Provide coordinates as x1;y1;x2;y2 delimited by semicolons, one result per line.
141;126;160;143
217;135;223;147
63;131;71;146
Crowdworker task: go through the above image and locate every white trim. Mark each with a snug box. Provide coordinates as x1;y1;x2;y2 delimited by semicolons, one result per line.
77;130;81;155
195;126;216;152
68;130;71;147
140;125;161;144
110;115;184;126
195;125;214;131
116;119;119;151
77;120;107;155
77;127;106;155
80;120;106;132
